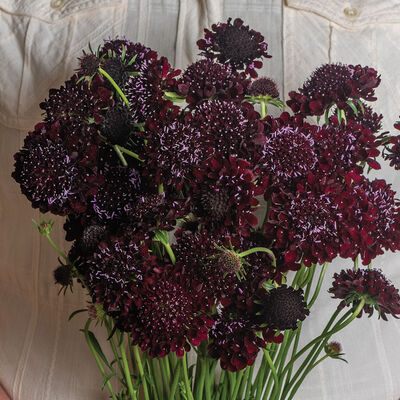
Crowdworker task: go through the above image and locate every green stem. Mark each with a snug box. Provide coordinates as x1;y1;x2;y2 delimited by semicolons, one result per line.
194;358;206;399
83;320;118;400
260;101;267;119
232;369;245;400
280;300;365;386
113;144;128;166
119;334;137;400
244;364;254;400
168;361;182;400
133;345;150;400
238;247;276;267
98;67;130;107
181;353;194;400
117;144;144;162
307;262;328;309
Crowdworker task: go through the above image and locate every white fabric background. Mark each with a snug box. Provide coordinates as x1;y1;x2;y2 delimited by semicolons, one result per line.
0;1;399;399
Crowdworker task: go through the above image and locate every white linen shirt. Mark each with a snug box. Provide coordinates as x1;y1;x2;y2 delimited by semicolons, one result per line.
1;1;400;399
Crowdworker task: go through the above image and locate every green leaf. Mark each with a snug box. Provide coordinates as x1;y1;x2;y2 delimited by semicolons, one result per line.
68;308;87;321
337;107;342;125
101;372;117;390
127;54;138;66
87;330;113;369
346;99;359;117
355;98;365;114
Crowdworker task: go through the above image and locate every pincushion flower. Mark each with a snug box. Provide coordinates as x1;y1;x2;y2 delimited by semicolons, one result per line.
125;57;180;123
130;263;214;358
208;307;266;371
264;173;343;266
190;100;264;163
197;17;271;77
329;268;400;320
92;165;141;220
175;59;249;107
287;63;380;116
337;177;400;264
254;286;309;330
313;119;381;176
259;126;318;185
190;155;265;235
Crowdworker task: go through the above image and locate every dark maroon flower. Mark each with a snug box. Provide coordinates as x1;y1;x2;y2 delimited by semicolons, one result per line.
53;264;73;287
197;18;271;77
92;165;141;220
208;307;266;371
78;53;100;77
85;235;146;311
329;268;400;320
264;173;343;266
143;120;204;188
384;135;400;170
100;104;134;146
287;63;381;116
130;263;213;358
190;156;264;236
12;123;79;215
255;285;309;330
125;57;180;123
191;100;264;161
248;77;279;98
40;74;112;125
175;59;249;106
313;119;381;176
340;101;382;133
259;126;317;184
337;177;400;265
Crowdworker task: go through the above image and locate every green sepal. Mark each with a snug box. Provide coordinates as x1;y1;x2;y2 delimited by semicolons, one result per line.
68;308;88;321
346;99;359;116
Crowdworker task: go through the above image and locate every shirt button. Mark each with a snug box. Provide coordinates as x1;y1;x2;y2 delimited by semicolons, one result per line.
343;7;359;18
50;0;66;10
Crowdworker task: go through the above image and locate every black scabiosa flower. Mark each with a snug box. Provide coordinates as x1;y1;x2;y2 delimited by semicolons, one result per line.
340;101;382;133
53;264;73;287
78;53;100;77
255;286;309;330
192;100;263;161
100;104;134;146
130;263;214;358
12;123;79;215
125;57;180;123
208;307;266;371
144;120;204;188
313;119;381;176
197;18;271;77
337;177;400;265
92;165;141;220
259;126;317;185
329;268;400;320
248;77;279;98
175;59;249;107
264;173;343;266
287;63;380;116
191;155;264;236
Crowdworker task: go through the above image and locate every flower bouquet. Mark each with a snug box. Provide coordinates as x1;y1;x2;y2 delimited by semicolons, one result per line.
12;18;400;400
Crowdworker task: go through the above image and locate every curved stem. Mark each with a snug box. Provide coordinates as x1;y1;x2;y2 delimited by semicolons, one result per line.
238;247;276;267
98;67;130;107
307;262;328;309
